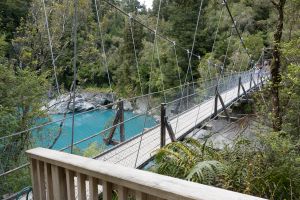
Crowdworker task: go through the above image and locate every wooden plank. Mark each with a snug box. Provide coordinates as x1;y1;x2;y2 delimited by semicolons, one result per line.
89;176;98;200
135;191;147;200
44;163;54;200
77;173;87;200
66;169;75;200
30;159;40;200
51;165;67;200
37;160;46;200
103;181;112;200
117;185;128;200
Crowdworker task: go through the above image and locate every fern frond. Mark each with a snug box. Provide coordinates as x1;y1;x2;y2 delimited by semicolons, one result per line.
186;160;224;183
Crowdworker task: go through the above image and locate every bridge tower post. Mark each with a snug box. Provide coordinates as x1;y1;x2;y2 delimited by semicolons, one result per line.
238;77;242;97
250;74;252;89
160;103;166;148
103;100;125;145
119;100;125;142
214;86;218;117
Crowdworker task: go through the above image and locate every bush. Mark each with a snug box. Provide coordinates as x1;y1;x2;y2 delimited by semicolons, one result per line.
153;133;300;200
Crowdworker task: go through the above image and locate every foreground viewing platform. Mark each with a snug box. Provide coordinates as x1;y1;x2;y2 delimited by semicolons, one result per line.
27;148;266;200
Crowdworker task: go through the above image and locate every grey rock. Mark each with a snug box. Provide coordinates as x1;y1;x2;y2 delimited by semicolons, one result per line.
133;97;148;114
113;100;133;111
45;92;116;114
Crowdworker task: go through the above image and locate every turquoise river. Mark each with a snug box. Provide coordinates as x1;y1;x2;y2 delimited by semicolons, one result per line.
34;110;157;152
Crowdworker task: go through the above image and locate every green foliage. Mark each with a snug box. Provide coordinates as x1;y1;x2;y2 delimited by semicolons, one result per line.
280;36;300;139
0;65;48;196
0;35;9;58
153;138;224;185
83;142;105;158
0;0;31;40
153;133;300;199
244;32;264;60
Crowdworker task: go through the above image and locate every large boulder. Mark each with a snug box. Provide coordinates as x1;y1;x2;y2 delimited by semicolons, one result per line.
112;100;133;111
124;100;133;111
133;97;149;114
45;92;116;114
68;97;95;112
46;94;72;114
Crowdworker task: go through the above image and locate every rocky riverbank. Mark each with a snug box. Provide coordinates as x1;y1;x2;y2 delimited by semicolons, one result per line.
43;91;145;115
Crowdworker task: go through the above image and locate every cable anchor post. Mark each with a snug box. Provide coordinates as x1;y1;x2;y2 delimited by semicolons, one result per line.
238;77;249;102
212;86;230;121
104;100;125;145
160;103;167;148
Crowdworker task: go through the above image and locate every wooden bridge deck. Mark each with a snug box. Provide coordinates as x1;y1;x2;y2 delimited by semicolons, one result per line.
96;76;261;168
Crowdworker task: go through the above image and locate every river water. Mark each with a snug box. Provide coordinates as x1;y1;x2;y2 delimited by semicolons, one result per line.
34;109;157;152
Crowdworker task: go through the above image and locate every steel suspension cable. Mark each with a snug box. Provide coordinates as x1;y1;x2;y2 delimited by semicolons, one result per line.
222;0;251;58
176;0;205;124
94;0;115;102
129;16;144;95
70;0;79;154
192;27;233;135
173;42;185;133
41;0;61;95
221;27;235;104
153;0;166;102
134;0;164;166
185;0;205;91
129;15;149;167
100;0;200;59
211;6;225;54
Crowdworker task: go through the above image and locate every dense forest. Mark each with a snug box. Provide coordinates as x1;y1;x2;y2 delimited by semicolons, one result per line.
0;0;300;199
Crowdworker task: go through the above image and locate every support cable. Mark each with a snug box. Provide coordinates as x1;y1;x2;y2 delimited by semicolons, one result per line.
134;0;164;166
100;0;200;59
185;0;205;91
173;42;184;134
153;0;166;102
70;0;79;154
41;0;61;95
222;0;251;58
129;16;144;95
207;3;225;122
179;0;205;128
222;26;236;105
94;0;115;102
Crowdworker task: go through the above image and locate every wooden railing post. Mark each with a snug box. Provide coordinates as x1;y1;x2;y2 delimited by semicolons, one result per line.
238;76;242;97
29;159;40;200
213;86;218;118
250;74;253;89
51;165;67;199
160;103;166;148
103;181;113;200
119;100;125;142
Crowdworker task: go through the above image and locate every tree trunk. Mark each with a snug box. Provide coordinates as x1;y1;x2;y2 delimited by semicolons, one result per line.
270;0;286;132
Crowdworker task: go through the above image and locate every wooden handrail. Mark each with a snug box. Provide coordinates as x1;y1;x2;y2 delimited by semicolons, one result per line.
26;148;266;200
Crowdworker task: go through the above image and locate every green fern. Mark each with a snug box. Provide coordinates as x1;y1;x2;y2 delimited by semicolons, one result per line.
186;160;225;184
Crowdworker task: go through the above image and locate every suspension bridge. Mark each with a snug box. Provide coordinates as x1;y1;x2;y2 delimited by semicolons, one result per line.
0;0;272;198
95;70;267;168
